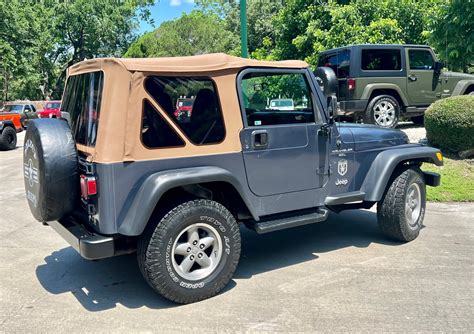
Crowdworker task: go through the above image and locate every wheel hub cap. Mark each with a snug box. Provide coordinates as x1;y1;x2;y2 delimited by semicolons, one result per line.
405;183;422;228
374;101;396;127
171;223;223;281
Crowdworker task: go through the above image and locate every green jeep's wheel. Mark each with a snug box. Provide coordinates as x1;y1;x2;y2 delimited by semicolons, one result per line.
364;95;400;128
377;167;426;242
137;199;241;304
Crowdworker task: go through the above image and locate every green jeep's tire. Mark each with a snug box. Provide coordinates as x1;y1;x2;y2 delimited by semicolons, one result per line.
377;167;426;242
364;95;400;128
137;199;241;304
0;126;17;151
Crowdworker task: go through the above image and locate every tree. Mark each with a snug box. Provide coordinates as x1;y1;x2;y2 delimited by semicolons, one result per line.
270;0;443;67
124;11;238;57
428;0;474;72
0;0;154;101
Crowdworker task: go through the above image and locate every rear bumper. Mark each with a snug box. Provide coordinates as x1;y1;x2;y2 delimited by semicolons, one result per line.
50;216;115;260
339;99;369;114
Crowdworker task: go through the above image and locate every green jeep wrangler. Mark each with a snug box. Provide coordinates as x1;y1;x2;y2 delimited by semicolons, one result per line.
317;44;474;128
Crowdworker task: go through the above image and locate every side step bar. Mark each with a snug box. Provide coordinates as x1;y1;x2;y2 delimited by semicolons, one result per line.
250;208;329;234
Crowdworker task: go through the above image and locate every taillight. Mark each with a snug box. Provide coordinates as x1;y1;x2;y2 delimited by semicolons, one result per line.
80;175;97;199
347;78;356;91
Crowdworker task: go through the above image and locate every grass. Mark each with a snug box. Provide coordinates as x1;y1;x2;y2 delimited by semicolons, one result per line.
422;156;474;202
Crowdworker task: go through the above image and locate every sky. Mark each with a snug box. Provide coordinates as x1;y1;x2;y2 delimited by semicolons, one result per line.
138;0;196;34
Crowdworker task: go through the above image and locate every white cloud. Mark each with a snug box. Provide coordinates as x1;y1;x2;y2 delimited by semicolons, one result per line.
170;0;194;6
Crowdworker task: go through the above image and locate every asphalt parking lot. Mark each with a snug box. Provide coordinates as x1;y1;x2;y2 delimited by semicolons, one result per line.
1;131;473;332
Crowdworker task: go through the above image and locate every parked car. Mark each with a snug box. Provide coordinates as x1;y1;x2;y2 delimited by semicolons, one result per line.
23;54;441;304
3;102;38;127
174;97;194;122
0;112;23;150
38;100;61;118
316;44;474;128
269;98;294;110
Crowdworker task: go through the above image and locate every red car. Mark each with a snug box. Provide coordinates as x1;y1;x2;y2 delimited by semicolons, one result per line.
174;97;194;122
38;100;61;118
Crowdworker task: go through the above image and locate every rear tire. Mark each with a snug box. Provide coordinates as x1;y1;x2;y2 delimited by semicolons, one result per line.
137;199;241;304
364;95;400;128
377;167;426;242
0;126;17;151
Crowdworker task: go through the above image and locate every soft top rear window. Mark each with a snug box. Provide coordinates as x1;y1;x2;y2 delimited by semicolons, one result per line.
62;71;104;147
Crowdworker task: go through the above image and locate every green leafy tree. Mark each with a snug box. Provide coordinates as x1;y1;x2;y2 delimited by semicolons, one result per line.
124;11;238;57
428;0;474;72
0;0;153;101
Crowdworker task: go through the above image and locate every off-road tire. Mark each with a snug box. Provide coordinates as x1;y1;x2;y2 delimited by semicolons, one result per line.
377;167;426;242
411;115;424;125
137;199;241;304
0;126;17;151
364;95;400;128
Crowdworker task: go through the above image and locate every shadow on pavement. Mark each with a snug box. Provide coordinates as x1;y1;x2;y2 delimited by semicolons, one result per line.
36;209;398;311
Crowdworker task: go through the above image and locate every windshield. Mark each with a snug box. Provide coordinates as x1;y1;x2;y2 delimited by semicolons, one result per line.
46;102;61;109
62;71;104;147
4;105;23;112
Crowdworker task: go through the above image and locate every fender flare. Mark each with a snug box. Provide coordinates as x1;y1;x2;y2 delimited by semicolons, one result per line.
360;145;443;202
452;79;474;96
117;166;257;236
0;120;14;132
361;83;409;106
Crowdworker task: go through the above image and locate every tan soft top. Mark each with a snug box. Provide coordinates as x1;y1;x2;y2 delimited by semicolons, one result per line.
69;53;310;163
68;53;308;75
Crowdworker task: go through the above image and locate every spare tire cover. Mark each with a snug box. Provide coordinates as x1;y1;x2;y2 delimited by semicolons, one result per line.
314;66;338;97
23;119;78;222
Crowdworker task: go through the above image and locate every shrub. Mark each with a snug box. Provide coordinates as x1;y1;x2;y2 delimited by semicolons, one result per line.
425;95;474;154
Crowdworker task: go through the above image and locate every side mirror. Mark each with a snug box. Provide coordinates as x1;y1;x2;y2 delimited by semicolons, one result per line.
434;61;444;72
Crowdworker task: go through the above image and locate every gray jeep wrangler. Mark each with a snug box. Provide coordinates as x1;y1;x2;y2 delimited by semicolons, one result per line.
23;54;442;304
317;44;474;128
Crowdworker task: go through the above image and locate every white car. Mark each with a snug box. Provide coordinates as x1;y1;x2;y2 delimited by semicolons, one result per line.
269;98;294;110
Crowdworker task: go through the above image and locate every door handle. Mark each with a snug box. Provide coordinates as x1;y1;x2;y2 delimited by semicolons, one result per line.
252;130;268;149
408;74;417;82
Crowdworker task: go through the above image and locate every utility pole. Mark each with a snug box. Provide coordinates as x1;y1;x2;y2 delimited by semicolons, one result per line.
240;0;248;58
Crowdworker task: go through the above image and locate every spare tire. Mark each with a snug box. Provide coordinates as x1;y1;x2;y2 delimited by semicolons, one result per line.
314;66;338;97
23;119;78;222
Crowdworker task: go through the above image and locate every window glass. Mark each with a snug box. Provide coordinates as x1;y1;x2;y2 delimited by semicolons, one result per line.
409;50;434;70
361;49;401;71
46;102;61;109
141;100;185;148
145;77;225;145
62;71;104;146
240;72;316;126
318;50;351;78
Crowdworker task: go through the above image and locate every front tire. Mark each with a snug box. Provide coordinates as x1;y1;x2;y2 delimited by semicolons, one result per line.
137;199;241;304
364;95;400;128
377;167;426;242
0;127;17;151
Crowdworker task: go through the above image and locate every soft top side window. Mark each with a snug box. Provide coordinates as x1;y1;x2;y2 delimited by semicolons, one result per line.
145;76;225;145
239;71;317;126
